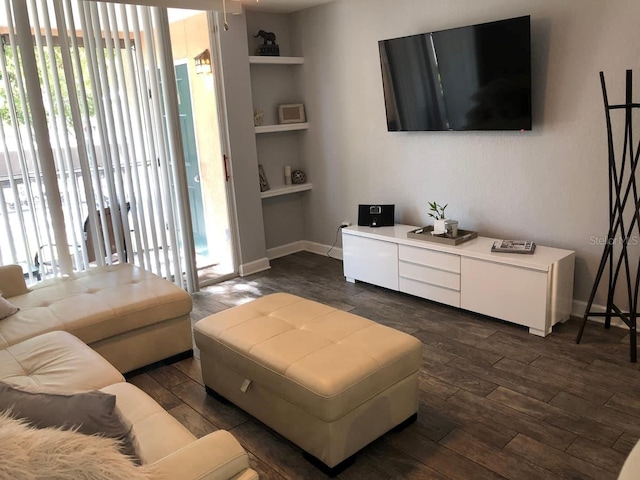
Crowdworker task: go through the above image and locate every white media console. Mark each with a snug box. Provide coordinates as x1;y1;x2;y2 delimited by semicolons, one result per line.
342;225;575;336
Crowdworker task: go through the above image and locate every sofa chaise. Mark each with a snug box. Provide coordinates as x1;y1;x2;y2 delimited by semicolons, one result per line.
0;263;192;373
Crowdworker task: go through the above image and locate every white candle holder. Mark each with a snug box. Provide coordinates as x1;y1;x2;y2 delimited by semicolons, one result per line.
284;165;292;185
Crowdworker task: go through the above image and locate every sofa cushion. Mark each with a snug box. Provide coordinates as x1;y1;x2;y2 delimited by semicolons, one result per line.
0;412;155;479
0;264;29;299
0;295;18;320
101;382;195;465
0;331;123;392
0;383;139;463
0;264;192;348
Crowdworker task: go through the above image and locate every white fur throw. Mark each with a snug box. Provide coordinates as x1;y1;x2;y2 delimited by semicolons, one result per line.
0;413;157;480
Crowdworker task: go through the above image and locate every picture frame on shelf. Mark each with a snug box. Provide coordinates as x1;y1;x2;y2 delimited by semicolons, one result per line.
278;103;305;124
254;109;264;126
258;164;270;192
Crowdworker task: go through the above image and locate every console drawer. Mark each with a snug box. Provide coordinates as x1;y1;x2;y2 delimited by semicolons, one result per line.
399;261;460;291
399;277;460;307
399;245;460;273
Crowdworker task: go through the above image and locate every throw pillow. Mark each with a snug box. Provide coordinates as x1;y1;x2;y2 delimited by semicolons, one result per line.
0;412;156;480
0;383;139;464
0;295;18;320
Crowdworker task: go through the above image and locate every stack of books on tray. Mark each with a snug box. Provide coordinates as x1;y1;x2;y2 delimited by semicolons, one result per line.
491;240;536;254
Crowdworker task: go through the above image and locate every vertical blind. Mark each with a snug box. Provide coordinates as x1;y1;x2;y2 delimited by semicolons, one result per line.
0;0;197;291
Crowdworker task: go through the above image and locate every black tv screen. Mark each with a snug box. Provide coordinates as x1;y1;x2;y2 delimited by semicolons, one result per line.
378;16;532;131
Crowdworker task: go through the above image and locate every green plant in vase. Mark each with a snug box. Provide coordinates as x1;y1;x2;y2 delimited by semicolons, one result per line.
428;201;448;234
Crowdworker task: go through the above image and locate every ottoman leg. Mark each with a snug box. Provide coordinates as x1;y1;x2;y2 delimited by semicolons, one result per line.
390;412;418;433
302;451;356;478
302;413;418;476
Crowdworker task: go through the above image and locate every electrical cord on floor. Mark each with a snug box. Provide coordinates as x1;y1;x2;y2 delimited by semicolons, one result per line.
327;225;345;259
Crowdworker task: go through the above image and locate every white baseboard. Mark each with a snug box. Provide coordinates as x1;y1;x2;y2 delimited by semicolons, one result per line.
267;241;305;260
303;240;343;260
572;299;627;329
266;241;343;261
239;257;270;276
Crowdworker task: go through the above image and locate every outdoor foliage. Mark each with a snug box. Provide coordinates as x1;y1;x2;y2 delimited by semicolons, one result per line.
0;36;95;127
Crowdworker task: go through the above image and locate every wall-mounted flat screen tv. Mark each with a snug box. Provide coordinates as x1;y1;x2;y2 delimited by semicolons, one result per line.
378;16;532;131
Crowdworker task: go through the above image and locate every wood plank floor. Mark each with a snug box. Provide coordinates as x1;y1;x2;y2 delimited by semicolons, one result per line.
128;252;640;479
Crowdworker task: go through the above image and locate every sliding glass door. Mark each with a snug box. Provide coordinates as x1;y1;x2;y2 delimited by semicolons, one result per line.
167;9;237;285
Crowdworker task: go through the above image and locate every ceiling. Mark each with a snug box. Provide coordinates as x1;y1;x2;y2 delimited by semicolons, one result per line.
166;0;334;23
234;0;336;14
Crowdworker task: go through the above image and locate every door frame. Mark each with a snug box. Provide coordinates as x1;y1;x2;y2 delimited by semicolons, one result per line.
173;50;239;286
199;11;241;285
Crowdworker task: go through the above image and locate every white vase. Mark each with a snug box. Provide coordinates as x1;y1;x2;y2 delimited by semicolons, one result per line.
433;219;447;234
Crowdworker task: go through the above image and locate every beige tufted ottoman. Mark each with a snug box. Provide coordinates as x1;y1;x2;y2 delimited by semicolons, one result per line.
194;293;422;472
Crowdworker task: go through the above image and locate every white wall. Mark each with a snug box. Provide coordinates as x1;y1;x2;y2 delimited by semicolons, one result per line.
292;0;640;304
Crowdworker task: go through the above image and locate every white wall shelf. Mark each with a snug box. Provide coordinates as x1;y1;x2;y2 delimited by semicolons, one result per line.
246;11;309;252
261;183;312;199
249;56;304;65
255;123;309;134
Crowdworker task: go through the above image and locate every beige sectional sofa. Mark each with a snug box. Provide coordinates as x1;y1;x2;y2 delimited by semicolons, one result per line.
0;263;258;478
0;330;258;479
0;263;193;373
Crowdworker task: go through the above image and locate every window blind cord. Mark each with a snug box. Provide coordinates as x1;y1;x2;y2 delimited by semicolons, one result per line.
223;0;229;30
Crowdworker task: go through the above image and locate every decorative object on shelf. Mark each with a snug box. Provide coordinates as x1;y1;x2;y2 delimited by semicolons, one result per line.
193;49;212;75
284;165;292;185
254;109;263;127
358;204;395;228
258;164;270;192
491;240;536;254
576;69;640;362
278;103;306;124
407;226;477;246
445;220;458;237
428;201;448;234
254;30;280;56
291;169;306;185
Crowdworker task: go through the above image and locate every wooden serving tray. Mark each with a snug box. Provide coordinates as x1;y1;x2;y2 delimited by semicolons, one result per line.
407;226;478;246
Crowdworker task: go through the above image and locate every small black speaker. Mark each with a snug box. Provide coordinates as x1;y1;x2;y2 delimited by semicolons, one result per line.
358;204;395;228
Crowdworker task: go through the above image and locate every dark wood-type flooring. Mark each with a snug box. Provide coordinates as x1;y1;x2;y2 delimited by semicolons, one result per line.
128;252;640;479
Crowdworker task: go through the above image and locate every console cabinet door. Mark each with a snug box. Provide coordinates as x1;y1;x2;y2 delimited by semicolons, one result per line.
343;234;399;291
460;257;549;335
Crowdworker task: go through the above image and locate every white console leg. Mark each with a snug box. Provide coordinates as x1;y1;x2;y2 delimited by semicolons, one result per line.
528;327;549;337
346;277;356;284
